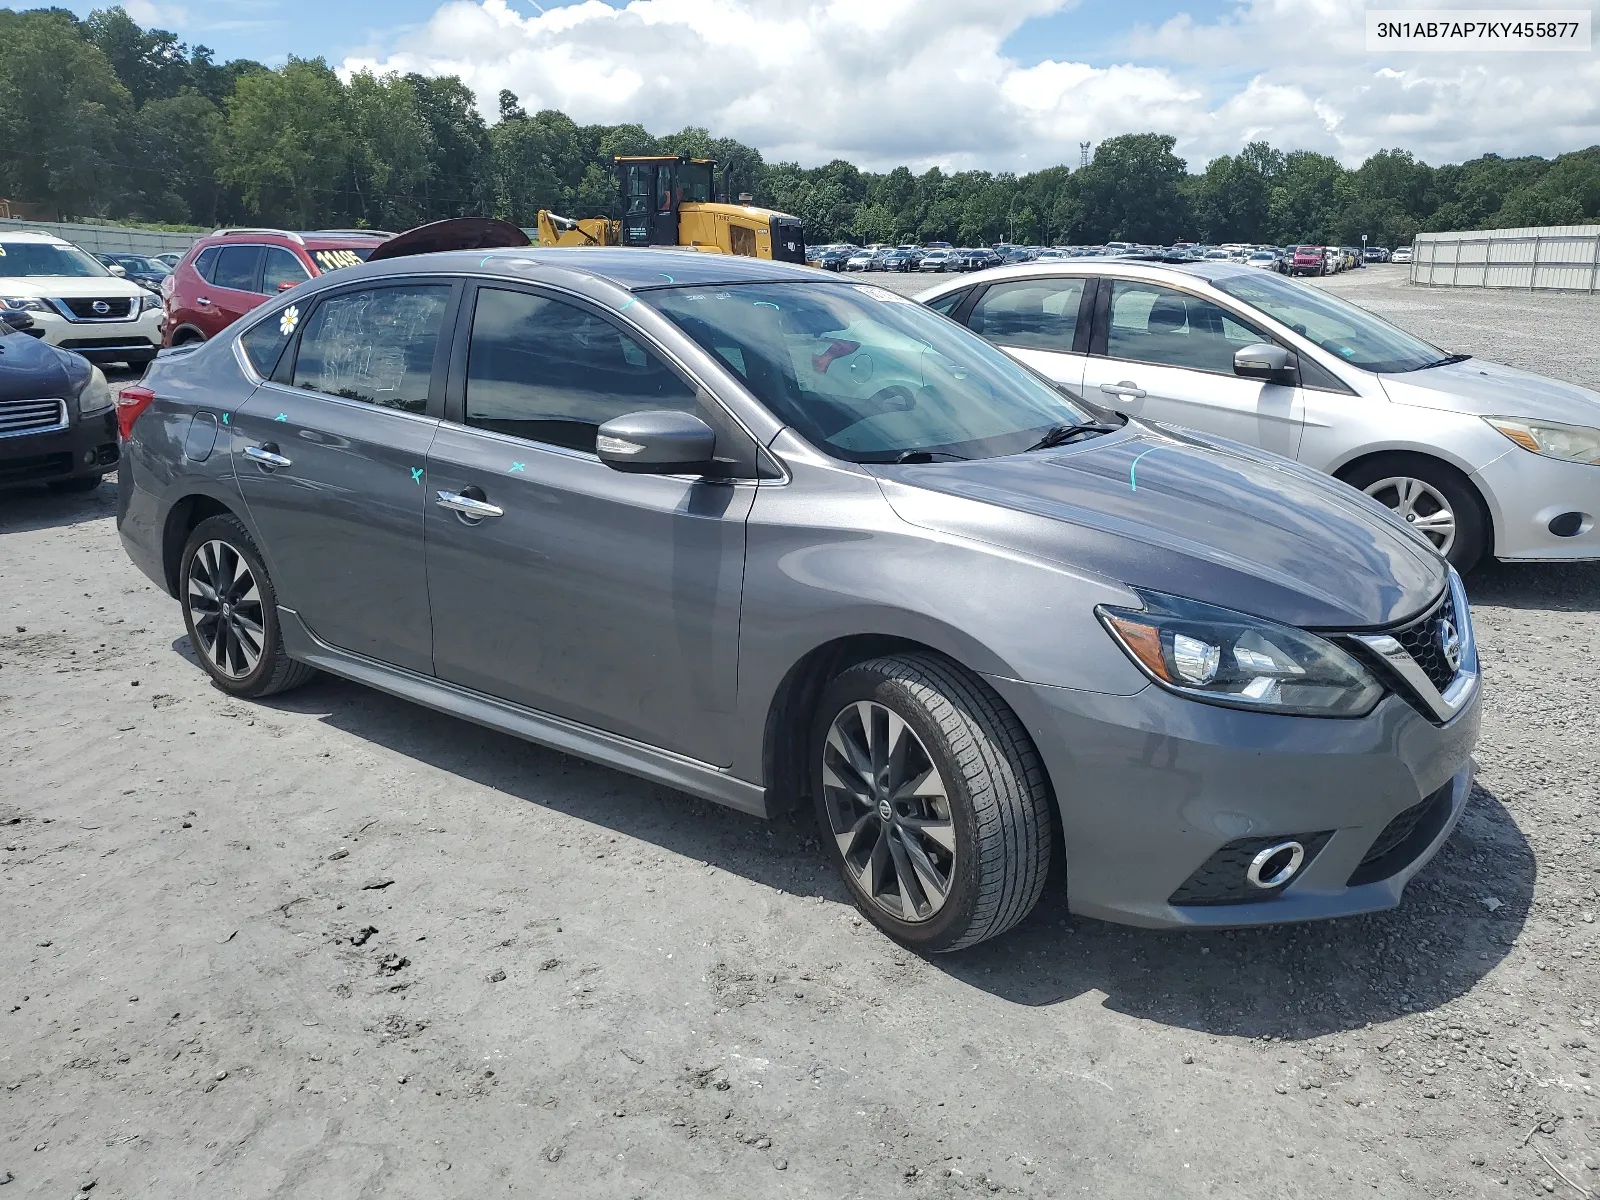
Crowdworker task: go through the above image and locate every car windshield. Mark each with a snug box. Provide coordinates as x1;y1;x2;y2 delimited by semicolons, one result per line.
648;281;1097;463
0;241;111;278
1212;271;1450;373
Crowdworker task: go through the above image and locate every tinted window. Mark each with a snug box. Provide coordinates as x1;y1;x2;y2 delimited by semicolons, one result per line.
968;278;1085;352
192;246;219;282
238;308;296;378
293;285;450;413
1106;281;1267;374
924;289;967;316
261;245;310;292
212;245;263;292
464;288;698;453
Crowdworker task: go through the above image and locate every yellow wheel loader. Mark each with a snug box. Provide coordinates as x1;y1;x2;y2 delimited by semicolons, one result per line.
536;156;806;262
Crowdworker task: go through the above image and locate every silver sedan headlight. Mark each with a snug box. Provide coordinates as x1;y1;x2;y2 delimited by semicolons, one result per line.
78;366;114;416
1485;417;1600;466
1098;590;1384;717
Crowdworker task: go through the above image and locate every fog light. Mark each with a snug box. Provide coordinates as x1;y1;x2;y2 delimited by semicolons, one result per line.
1246;841;1305;889
1548;511;1587;538
83;449;97;464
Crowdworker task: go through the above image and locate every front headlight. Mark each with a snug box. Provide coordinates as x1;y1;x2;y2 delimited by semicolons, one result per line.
138;292;163;314
1485;417;1600;465
78;366;114;416
1098;590;1384;717
2;297;51;313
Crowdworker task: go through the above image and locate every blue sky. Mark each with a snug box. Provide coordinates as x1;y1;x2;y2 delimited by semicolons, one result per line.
11;0;1598;171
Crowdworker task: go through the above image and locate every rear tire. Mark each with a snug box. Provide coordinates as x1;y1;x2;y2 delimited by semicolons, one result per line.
811;653;1054;952
1341;453;1489;573
179;514;316;698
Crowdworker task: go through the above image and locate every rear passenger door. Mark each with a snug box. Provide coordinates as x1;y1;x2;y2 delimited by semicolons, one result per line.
231;280;457;673
959;276;1091;393
423;282;756;766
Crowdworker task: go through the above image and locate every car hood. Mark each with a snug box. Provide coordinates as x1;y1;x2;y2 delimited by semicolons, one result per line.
1380;356;1600;427
872;426;1448;629
0;331;84;400
0;276;149;300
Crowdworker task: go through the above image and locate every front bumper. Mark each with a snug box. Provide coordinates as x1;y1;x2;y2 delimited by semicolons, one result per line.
0;407;119;487
20;306;162;363
1473;447;1600;561
987;675;1481;929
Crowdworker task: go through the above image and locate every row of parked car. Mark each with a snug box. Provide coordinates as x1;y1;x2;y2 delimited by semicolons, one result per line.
811;240;1415;275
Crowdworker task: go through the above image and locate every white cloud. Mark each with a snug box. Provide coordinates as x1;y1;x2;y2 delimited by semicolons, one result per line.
340;0;1600;171
124;0;190;25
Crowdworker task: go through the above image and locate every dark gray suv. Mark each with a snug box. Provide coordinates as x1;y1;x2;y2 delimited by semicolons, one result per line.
116;248;1481;950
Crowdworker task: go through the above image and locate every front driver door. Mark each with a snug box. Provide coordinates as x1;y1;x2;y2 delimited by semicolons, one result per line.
424;283;755;766
960;275;1091;394
1081;278;1304;459
231;280;456;674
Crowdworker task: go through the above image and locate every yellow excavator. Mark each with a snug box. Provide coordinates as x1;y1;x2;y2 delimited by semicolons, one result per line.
536;155;806;263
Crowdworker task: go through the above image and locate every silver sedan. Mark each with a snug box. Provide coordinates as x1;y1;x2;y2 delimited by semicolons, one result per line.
920;260;1600;570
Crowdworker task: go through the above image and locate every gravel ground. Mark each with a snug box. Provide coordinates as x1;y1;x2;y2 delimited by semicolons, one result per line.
2;271;1599;1199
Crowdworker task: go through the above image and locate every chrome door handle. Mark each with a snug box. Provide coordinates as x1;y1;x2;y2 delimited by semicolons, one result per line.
244;444;292;469
435;490;504;519
1099;382;1146;399
196;297;212;306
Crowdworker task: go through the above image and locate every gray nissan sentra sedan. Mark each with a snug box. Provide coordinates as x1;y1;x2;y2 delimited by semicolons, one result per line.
115;246;1482;951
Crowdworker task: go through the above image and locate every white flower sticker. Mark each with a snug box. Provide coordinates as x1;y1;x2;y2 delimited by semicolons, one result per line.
278;305;300;336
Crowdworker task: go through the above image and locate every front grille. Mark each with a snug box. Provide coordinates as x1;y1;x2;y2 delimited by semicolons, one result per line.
0;398;67;437
57;337;150;351
0;451;72;483
1169;831;1334;906
1391;591;1459;692
57;297;133;320
1347;784;1455;886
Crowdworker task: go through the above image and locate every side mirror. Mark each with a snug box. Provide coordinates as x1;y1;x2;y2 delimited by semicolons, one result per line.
108;264;128;278
1234;342;1298;386
277;280;297;292
596;410;717;475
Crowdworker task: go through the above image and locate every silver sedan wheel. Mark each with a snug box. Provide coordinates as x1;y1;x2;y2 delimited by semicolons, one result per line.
186;539;265;679
822;701;956;923
1362;476;1457;555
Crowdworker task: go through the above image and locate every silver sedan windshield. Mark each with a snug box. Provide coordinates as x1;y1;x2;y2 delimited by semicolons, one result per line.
648;281;1096;462
1213;271;1447;373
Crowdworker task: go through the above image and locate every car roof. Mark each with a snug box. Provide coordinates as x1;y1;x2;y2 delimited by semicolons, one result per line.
351;246;827;292
0;230;74;245
917;257;1258;292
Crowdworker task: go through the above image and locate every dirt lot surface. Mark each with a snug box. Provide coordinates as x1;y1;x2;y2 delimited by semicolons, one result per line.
3;270;1599;1199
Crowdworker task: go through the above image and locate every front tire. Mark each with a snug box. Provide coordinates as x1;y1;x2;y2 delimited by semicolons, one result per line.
1342;453;1489;572
179;514;316;698
812;653;1054;952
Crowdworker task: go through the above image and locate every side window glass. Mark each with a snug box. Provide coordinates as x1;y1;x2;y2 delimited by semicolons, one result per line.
261;246;310;293
192;246;219;283
1106;281;1267;374
238;308;296;378
968;279;1085;351
464;288;698;453
212;245;263;293
924;289;967;317
292;285;451;413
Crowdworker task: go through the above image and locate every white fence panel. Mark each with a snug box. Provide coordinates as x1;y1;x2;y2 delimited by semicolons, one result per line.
1411;224;1600;292
0;217;202;256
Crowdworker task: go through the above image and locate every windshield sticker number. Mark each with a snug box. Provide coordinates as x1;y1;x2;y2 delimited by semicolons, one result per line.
851;285;912;304
314;249;365;273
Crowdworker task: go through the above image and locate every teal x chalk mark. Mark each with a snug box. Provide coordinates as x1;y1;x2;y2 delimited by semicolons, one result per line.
220;413;229;425
508;462;526;473
410;466;424;484
274;413;288;422
1128;447;1160;492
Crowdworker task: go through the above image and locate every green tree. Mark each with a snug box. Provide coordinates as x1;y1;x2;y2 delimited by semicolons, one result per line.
222;56;351;227
123;90;226;223
346;70;433;229
1075;133;1189;243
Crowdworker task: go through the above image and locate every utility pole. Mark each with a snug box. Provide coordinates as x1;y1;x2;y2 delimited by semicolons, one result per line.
1080;142;1091;170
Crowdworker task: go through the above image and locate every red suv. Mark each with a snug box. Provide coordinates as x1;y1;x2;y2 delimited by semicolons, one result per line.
161;228;391;346
1286;245;1327;277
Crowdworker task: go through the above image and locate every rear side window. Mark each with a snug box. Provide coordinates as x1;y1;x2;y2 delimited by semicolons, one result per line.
212;245;263;293
924;289;967;317
464;287;698;453
191;246;219;282
967;278;1085;352
238;309;295;378
261;246;310;292
292;285;451;413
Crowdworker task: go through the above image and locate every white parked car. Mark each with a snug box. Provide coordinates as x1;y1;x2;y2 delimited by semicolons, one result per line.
0;232;163;369
920;259;1600;570
1392;246;1414;264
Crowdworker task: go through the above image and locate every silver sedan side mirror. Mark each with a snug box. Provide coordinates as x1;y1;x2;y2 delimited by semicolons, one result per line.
1234;343;1299;386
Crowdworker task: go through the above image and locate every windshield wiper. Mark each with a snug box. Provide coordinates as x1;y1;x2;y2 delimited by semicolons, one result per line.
891;449;967;464
1024;422;1121;452
1422;353;1472;369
